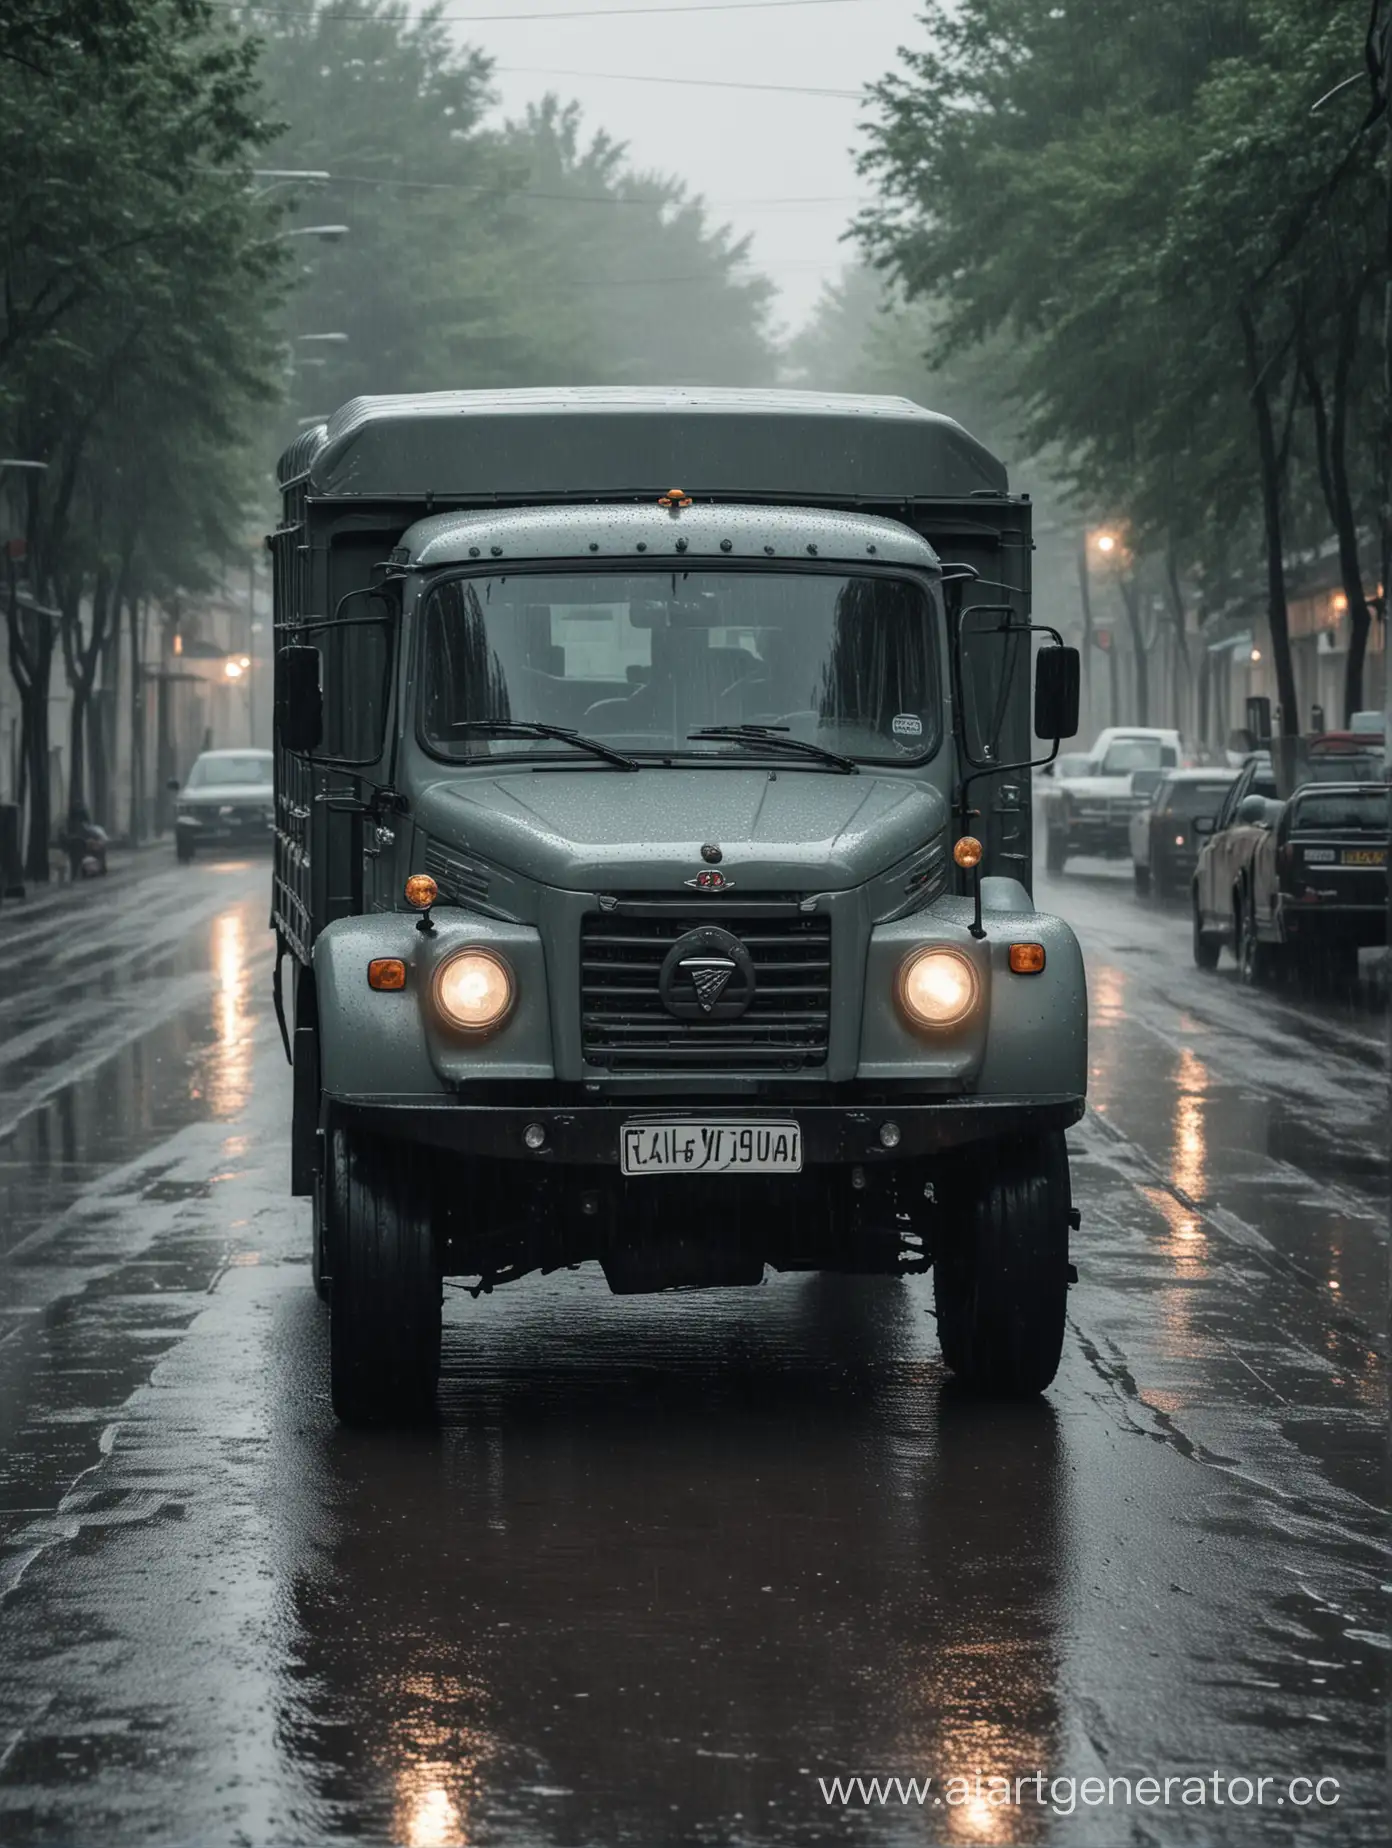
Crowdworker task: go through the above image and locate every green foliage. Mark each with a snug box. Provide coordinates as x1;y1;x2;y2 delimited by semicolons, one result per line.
856;0;1382;556
255;0;776;432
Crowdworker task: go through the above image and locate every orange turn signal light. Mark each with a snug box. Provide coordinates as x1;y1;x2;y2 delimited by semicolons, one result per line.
368;958;407;991
953;835;983;869
404;874;438;910
1008;943;1046;974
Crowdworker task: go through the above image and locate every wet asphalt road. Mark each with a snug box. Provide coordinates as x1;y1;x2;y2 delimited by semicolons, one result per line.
0;851;1385;1846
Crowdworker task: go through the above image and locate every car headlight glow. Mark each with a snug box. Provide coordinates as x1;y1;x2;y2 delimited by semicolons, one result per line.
896;946;979;1029
434;947;515;1034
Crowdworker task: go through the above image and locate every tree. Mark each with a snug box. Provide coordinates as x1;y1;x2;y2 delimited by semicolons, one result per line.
856;0;1386;734
253;0;776;437
1;0;289;871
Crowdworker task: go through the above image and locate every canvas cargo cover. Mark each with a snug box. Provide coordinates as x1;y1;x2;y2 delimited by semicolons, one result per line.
281;387;1008;502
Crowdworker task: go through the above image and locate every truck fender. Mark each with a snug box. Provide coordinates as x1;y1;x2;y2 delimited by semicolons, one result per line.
313;911;555;1103
974;907;1087;1102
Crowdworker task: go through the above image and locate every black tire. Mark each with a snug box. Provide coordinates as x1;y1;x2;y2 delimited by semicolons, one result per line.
1133;862;1151;896
1045;829;1067;874
934;1132;1072;1396
311;1152;332;1304
176;832;195;864
1191;891;1220;969
1237;890;1281;988
329;1126;441;1425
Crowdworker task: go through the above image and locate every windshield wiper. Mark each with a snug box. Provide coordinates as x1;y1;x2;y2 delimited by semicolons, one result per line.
688;724;858;775
451;719;640;771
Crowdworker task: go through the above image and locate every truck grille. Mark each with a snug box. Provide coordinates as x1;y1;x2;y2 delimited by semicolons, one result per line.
580;907;831;1071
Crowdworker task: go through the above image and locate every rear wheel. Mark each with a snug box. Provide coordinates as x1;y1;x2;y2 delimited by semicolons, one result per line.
1133;861;1150;896
1191;890;1221;969
329;1126;442;1426
934;1133;1072;1396
1237;890;1281;987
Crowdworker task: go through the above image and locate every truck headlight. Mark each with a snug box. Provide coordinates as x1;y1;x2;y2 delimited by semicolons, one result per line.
896;947;978;1029
434;948;515;1034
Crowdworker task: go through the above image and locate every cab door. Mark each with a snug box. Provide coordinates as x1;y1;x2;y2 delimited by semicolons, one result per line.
1198;768;1247;930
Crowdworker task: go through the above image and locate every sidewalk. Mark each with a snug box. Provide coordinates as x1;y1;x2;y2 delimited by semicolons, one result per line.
0;836;172;932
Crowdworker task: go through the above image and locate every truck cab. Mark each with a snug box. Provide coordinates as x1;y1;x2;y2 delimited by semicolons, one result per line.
268;389;1086;1423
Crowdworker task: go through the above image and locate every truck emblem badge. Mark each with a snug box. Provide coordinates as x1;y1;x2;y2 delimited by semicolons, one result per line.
700;843;722;863
685;867;734;892
658;926;755;1021
684;958;736;1012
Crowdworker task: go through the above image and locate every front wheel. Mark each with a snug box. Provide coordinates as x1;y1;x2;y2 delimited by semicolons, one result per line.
1045;828;1067;874
176;832;195;864
933;1133;1072;1396
1133;861;1150;896
329;1127;442;1425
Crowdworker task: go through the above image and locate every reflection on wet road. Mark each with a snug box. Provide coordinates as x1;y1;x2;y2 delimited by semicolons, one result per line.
0;856;1385;1844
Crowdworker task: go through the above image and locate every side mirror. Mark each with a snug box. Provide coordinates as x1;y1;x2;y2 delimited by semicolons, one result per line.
166;777;181;793
1034;646;1080;741
276;644;323;754
1192;814;1216;836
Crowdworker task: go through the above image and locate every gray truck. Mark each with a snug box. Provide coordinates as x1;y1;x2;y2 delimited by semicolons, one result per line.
269;388;1086;1423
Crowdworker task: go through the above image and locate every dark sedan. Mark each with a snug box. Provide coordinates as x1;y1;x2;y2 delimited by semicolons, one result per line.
1131;767;1237;899
172;749;274;862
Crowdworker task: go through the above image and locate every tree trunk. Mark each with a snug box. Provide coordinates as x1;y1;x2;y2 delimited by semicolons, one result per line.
129;595;146;844
6;562;57;881
1075;532;1095;733
1239;303;1299;736
1118;576;1149;724
1164;543;1192;734
1301;282;1375;721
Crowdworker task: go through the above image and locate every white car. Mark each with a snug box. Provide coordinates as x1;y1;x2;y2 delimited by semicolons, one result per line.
1042;732;1181;872
172;749;275;862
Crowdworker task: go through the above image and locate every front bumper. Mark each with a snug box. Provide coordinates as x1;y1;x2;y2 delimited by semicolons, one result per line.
326;1093;1086;1164
177;810;274;845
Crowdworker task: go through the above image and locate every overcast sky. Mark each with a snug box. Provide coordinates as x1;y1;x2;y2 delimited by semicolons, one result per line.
464;0;929;334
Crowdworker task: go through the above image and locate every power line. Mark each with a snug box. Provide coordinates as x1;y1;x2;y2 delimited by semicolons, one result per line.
314;172;872;206
211;0;882;22
496;66;863;97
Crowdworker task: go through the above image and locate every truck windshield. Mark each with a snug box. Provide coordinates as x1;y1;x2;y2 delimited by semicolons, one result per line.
418;568;939;765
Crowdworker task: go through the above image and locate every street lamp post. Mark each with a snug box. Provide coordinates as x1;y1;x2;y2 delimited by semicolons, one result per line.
1084;525;1127;728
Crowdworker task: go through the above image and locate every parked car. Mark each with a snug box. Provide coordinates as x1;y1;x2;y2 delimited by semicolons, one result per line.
1041;732;1180;872
172;748;275;862
1130;768;1237;899
1233;782;1388;989
1192;755;1279;967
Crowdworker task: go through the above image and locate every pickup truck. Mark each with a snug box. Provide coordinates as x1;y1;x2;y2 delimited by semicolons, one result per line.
1040;732;1179;872
1193;762;1388;988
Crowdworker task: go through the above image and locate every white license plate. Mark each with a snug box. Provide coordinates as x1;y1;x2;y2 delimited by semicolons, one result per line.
621;1119;802;1176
